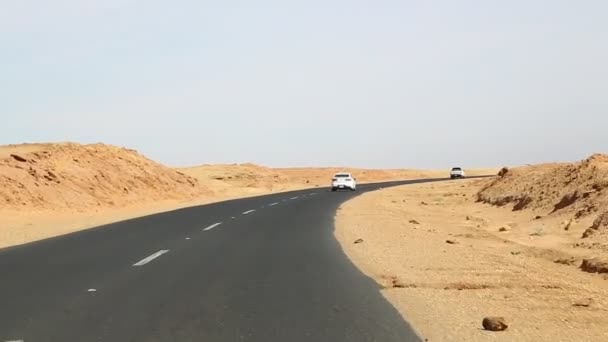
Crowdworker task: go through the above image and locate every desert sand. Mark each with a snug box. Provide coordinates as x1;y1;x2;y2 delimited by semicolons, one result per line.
335;155;608;341
0;142;488;249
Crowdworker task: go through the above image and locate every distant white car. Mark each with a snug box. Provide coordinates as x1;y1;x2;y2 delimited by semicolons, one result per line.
331;173;357;191
450;167;466;179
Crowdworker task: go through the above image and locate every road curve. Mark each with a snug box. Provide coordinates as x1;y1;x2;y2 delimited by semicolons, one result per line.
0;178;452;342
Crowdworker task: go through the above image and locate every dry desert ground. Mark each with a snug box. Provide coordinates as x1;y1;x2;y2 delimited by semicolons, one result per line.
336;154;608;341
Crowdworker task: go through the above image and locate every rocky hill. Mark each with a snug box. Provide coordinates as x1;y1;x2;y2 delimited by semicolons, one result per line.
477;154;608;243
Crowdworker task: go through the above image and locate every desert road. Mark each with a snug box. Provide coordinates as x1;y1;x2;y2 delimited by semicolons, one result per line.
0;178;452;342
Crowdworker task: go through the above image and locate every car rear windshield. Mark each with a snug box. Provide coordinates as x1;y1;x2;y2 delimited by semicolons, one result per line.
452;168;462;171
335;174;350;178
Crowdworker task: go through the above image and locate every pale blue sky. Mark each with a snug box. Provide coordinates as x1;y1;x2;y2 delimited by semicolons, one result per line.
2;0;607;168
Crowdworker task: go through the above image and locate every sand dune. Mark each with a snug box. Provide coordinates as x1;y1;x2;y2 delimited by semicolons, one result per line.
1;143;207;212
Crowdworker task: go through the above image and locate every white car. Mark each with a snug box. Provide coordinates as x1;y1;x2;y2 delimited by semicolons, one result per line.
450;167;466;179
331;173;357;191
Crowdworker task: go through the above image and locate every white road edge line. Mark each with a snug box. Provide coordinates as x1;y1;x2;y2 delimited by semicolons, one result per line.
133;250;169;267
268;202;279;206
242;210;255;215
203;222;223;231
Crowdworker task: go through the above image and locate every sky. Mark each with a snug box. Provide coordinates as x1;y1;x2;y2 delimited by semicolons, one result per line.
2;0;607;168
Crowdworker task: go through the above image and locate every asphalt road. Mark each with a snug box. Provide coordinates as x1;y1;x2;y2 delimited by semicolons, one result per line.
0;178;452;342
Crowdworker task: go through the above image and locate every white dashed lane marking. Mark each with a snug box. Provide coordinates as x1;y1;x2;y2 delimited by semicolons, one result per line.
290;197;299;200
268;202;279;206
133;250;169;267
203;222;223;231
242;210;255;215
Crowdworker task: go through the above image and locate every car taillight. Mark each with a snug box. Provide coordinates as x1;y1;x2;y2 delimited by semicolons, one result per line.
332;178;337;181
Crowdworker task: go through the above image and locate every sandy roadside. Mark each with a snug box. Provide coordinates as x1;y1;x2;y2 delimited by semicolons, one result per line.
335;179;608;341
1;193;262;250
